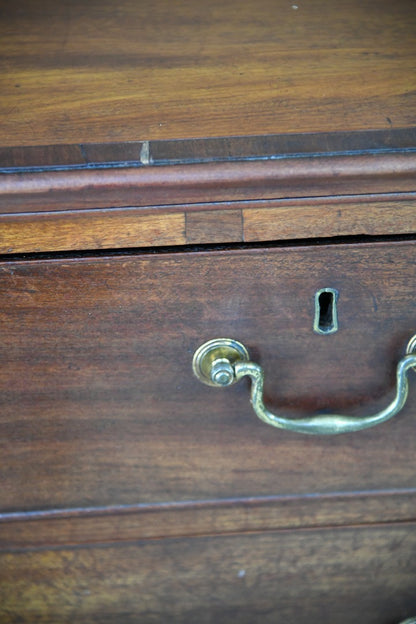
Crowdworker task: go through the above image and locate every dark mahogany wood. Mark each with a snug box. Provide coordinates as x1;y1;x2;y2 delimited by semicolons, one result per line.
1;0;416;146
2;0;416;619
1;523;416;623
1;152;416;215
1;195;416;254
1;489;416;551
1;241;416;514
1;129;415;172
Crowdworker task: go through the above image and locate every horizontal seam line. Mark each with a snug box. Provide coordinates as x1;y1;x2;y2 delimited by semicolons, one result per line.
2;488;416;523
3;518;416;554
1;190;416;218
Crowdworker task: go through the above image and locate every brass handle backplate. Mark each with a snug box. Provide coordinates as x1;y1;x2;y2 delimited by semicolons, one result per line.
192;336;416;435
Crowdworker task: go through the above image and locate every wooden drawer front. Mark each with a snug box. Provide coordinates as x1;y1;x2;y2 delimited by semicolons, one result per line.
2;523;416;623
0;241;416;514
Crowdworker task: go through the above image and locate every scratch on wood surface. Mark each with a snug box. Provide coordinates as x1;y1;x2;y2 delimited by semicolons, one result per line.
140;141;150;165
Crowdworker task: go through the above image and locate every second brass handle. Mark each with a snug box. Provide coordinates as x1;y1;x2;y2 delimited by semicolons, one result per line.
192;336;416;435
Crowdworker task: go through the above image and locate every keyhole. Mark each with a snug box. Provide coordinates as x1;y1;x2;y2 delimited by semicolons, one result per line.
314;288;338;335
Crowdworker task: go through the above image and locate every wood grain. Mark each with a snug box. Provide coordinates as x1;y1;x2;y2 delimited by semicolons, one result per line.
1;129;416;171
0;209;185;254
1;0;415;145
243;197;416;243
1;489;416;551
1;195;416;253
1;242;416;512
148;128;416;167
2;1;416;616
1;524;416;623
186;209;243;245
1;153;416;217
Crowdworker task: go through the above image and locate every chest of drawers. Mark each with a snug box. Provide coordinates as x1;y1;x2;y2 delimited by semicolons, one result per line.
1;1;416;622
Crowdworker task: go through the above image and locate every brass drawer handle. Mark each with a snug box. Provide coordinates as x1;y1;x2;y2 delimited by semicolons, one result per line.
192;336;416;435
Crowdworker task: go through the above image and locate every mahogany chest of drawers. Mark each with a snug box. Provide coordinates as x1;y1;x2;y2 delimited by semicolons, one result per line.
1;0;416;621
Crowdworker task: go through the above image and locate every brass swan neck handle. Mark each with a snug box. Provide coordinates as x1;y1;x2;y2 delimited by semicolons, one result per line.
192;337;416;435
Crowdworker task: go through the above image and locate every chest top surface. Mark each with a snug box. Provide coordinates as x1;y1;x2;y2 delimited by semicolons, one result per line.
1;0;415;146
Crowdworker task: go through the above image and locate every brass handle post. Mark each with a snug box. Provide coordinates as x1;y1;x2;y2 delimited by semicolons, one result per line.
192;336;416;435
